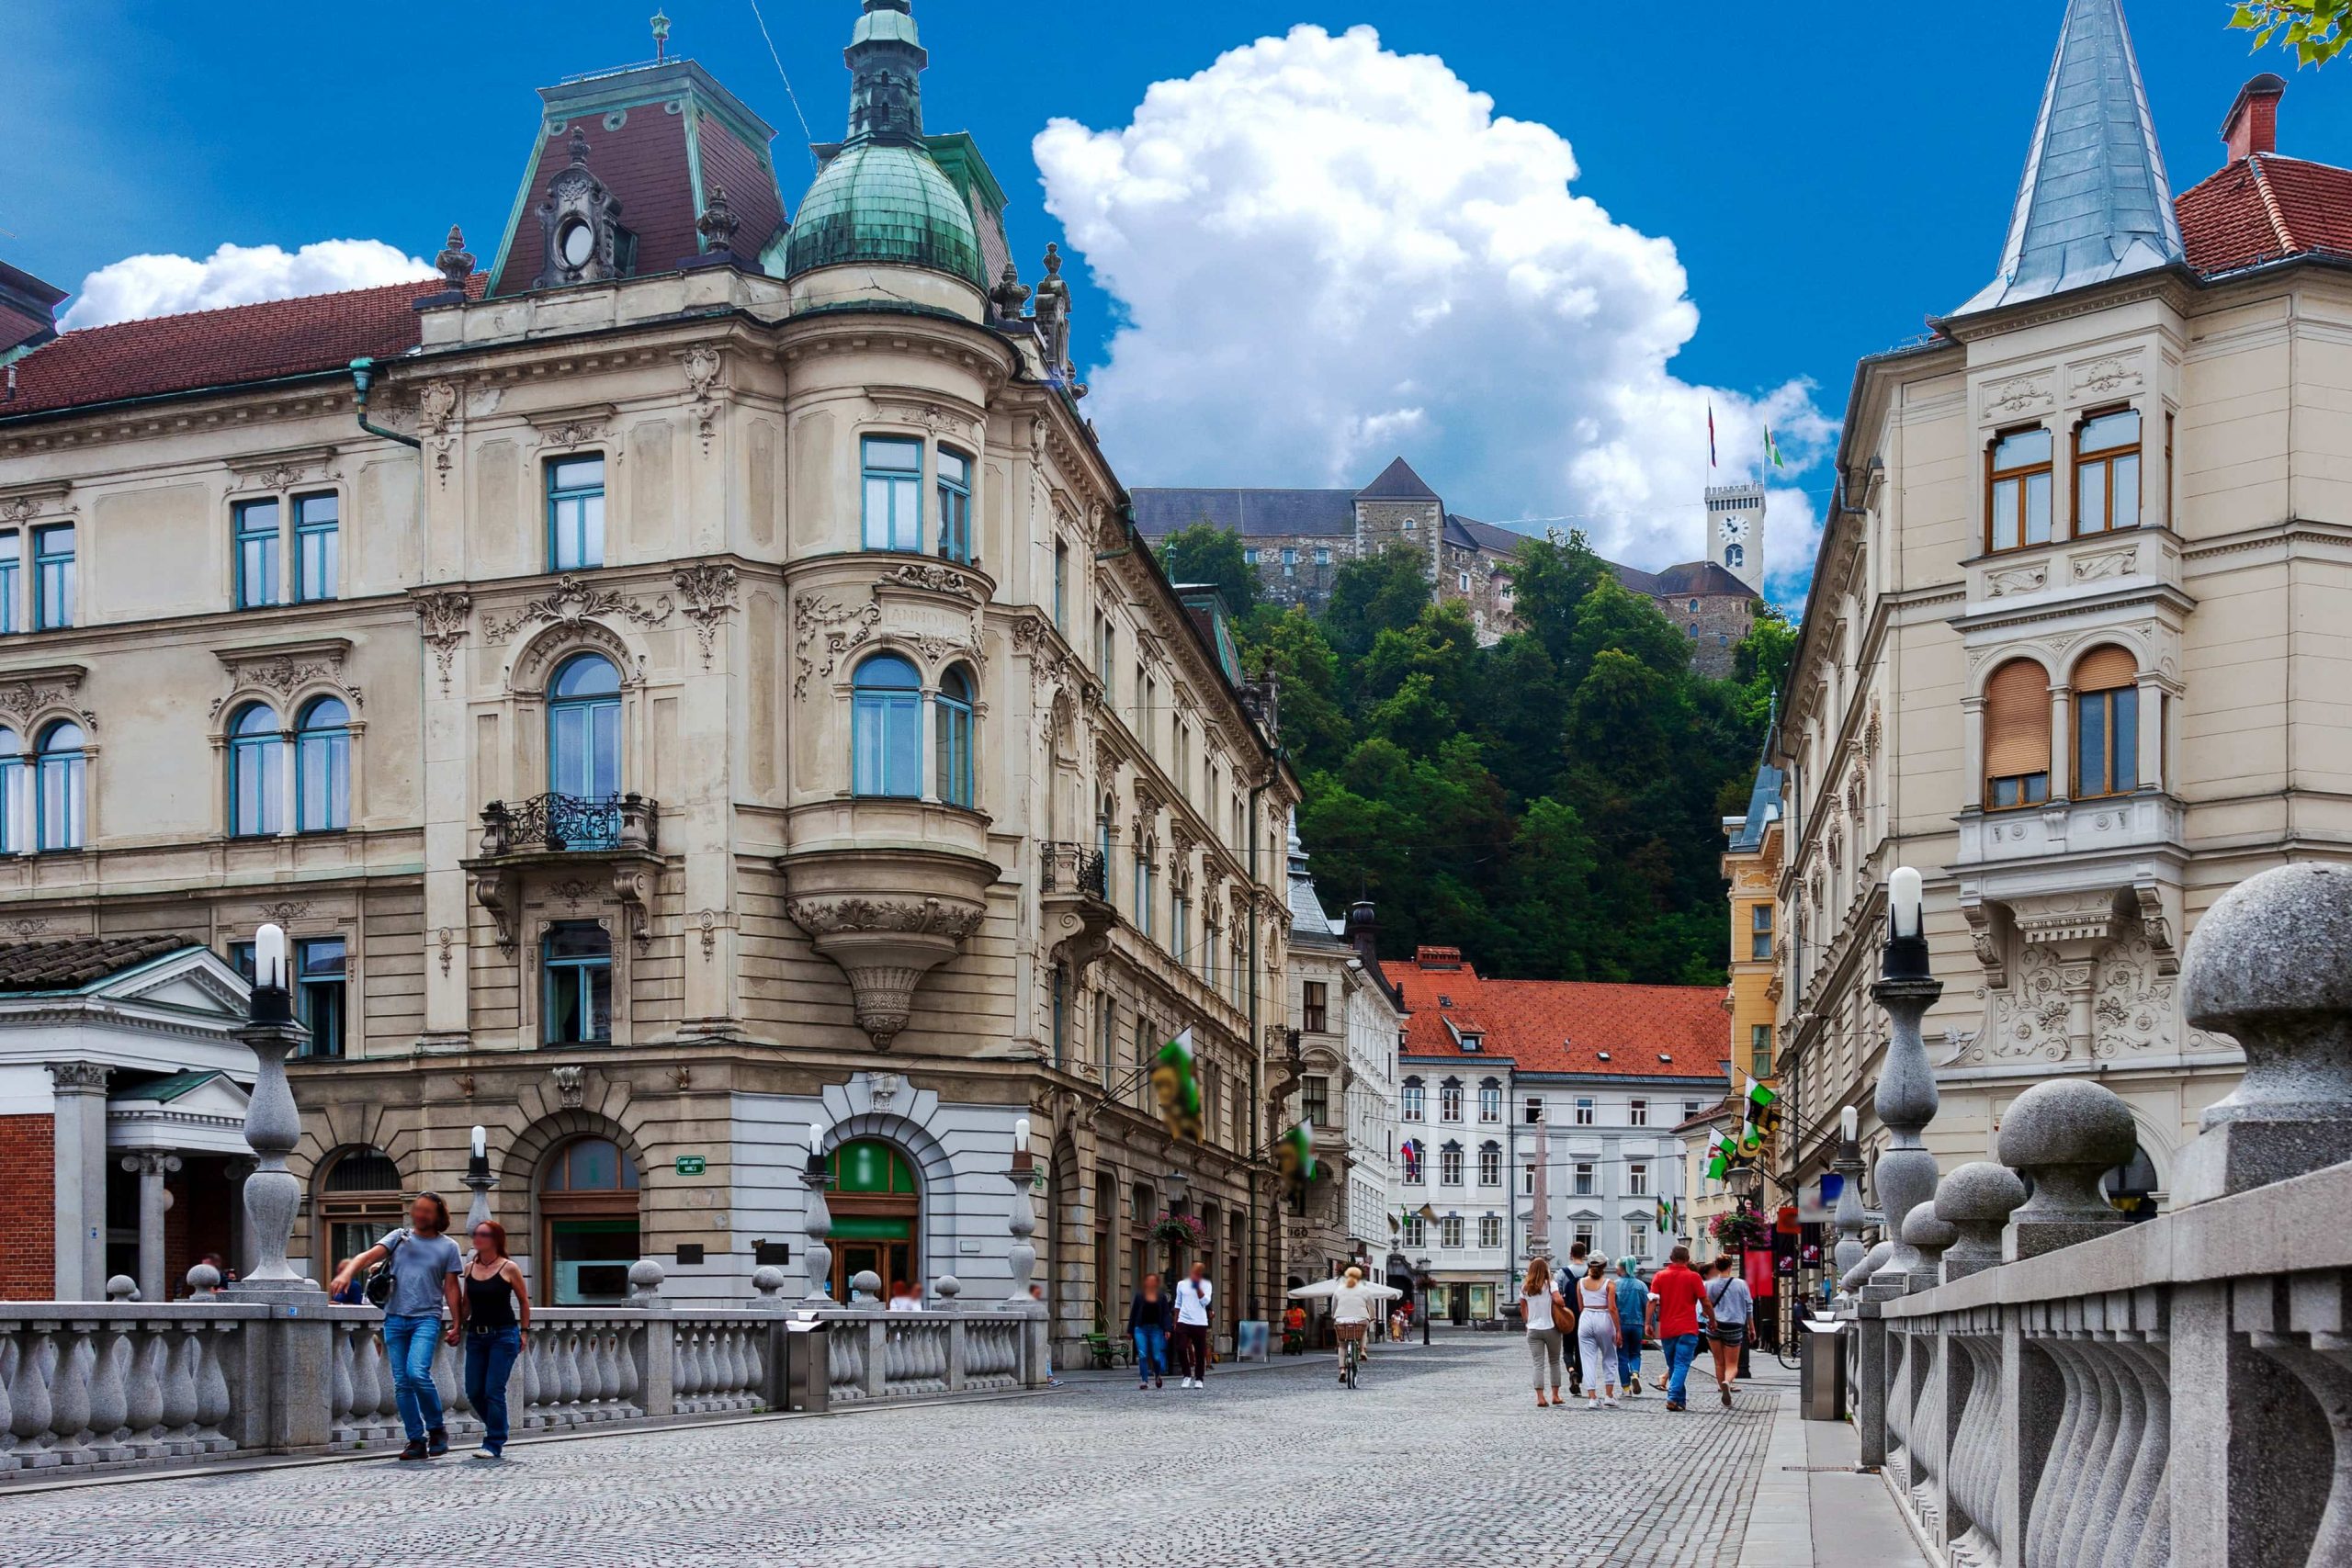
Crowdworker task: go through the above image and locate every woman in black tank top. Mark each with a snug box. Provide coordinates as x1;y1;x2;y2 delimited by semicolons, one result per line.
458;1220;531;1458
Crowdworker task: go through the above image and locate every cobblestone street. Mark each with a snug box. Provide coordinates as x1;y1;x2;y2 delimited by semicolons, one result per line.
0;1337;1814;1567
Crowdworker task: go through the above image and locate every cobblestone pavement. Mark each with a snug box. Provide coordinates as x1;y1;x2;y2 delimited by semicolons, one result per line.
0;1337;1777;1567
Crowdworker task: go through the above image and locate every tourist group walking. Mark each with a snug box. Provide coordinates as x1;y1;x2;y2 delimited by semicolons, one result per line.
1521;1244;1736;1413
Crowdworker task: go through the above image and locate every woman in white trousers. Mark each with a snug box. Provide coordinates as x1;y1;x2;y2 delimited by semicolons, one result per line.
1571;1256;1622;1408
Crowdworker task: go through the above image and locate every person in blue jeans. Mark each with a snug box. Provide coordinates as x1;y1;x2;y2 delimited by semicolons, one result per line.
458;1219;531;1458
1645;1246;1714;1413
1611;1258;1651;1393
1128;1272;1173;1390
331;1193;464;1461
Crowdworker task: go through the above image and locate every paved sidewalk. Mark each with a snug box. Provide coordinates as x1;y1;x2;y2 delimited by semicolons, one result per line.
0;1335;1919;1567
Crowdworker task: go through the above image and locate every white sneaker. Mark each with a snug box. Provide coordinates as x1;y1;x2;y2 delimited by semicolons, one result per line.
1603;1397;1622;1408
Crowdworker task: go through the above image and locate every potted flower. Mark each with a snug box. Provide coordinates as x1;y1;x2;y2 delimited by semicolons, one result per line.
1708;1204;1770;1252
1149;1212;1207;1252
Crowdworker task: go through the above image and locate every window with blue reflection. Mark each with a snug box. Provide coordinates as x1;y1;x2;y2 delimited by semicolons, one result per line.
546;457;605;571
294;493;339;603
36;719;85;850
548;654;622;809
851;652;922;797
33;525;74;630
229;703;284;837
234;501;280;609
296;696;351;831
934;665;975;807
935;448;972;564
861;437;922;552
543;921;613;1044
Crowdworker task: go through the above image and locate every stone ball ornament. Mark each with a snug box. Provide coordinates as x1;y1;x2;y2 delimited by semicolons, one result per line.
106;1274;138;1301
933;1273;963;1300
1935;1160;2029;1227
850;1269;884;1303
1900;1205;1959;1254
1998;1078;2137;1219
752;1265;787;1297
628;1258;666;1299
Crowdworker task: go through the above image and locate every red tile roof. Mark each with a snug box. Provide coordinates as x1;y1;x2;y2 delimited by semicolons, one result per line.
1383;953;1726;1079
2177;153;2352;276
0;275;481;420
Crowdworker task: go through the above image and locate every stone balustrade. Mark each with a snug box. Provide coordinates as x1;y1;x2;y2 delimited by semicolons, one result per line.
3;1270;1048;1483
1837;863;2352;1568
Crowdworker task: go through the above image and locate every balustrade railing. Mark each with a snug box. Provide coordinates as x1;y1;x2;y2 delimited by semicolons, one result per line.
1040;841;1109;900
2;1303;256;1476
477;792;658;855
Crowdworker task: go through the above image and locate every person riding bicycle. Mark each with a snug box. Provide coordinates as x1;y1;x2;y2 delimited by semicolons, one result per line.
1291;1266;1396;1385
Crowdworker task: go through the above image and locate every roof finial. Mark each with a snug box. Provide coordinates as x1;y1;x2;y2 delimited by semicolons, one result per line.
989;261;1031;325
651;9;672;62
568;126;592;166
435;226;477;289
696;184;741;253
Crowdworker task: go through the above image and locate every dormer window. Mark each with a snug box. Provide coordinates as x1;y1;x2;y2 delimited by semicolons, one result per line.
559;217;595;271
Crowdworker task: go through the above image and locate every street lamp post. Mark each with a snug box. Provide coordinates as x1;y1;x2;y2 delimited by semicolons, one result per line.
1415;1257;1432;1346
802;1121;835;1302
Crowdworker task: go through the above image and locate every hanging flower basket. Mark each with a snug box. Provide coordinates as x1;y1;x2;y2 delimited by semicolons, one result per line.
1149;1213;1207;1250
1708;1205;1770;1251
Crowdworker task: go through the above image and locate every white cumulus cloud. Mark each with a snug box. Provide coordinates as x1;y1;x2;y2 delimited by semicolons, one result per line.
60;240;436;331
1035;25;1836;596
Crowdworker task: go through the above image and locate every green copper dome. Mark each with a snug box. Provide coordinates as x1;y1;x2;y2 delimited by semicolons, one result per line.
784;141;984;287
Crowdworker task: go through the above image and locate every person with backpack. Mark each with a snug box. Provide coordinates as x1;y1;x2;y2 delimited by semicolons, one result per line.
456;1219;530;1459
1611;1258;1652;1395
1705;1256;1755;1407
329;1192;464;1461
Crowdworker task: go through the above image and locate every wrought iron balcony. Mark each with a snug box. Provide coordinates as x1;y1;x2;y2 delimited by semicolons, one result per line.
1040;842;1109;900
478;793;659;857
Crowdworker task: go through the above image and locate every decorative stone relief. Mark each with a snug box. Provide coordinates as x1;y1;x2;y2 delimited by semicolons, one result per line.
1982;374;2053;419
880;561;982;602
888;402;978;441
689;908;726;961
0;480;71;526
210;643;364;720
257;900;311;927
436;926;455;978
227;446;343;494
484;575;671;642
2091;934;2178;1060
2072;355;2140;397
681;346;723;456
792;594;882;698
1985;563;2047;599
1976;944;2070;1063
671;563;739;669
417;381;461;491
412;590;474;695
785;896;987;941
0;665;91;732
2073;547;2136;583
551;1063;586;1110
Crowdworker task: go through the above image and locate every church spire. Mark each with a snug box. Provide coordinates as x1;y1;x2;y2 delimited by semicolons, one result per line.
844;0;927;147
1956;0;2183;316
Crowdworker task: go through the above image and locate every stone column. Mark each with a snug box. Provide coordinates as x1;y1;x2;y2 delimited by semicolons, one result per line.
119;1152;182;1303
2047;686;2073;802
1867;981;1942;1293
1996;1078;2135;1261
2134;676;2165;789
47;1061;110;1301
2176;861;2352;1204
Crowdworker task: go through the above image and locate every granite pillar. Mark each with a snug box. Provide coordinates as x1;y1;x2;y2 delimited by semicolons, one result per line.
47;1062;110;1302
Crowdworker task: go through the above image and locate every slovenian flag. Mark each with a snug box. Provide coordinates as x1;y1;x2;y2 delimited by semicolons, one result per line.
1764;425;1786;471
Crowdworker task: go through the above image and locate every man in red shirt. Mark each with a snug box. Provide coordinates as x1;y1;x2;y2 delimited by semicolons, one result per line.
1645;1245;1715;1412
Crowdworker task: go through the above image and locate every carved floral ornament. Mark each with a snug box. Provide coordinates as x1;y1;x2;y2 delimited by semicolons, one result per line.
412;589;474;695
0;481;72;527
209;642;365;722
792;593;882;699
785;895;986;941
681;346;723;455
1982;374;2053;419
484;574;672;643
671;562;739;669
227;446;342;495
0;665;93;734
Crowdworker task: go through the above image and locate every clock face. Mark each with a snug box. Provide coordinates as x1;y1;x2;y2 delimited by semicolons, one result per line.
1722;515;1750;543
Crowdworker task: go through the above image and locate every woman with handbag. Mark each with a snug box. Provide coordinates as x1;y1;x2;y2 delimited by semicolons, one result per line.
1520;1258;1569;1407
1704;1256;1755;1407
458;1219;530;1459
329;1192;464;1461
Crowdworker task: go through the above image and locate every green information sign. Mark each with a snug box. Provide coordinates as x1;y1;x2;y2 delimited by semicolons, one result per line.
674;1156;707;1177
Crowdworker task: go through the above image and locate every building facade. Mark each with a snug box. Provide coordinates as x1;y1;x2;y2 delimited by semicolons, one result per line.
1384;946;1723;1321
0;3;1303;1356
1132;457;1763;669
1773;6;2352;1223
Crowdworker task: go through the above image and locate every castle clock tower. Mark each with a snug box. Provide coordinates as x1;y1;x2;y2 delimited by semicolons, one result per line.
1705;481;1766;594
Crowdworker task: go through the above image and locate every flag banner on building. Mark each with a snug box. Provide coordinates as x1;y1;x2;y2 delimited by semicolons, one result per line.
1657;1196;1673;1235
1277;1119;1317;1190
1707;1133;1738;1182
1746;1076;1783;1144
1738;1114;1763;1157
1150;1027;1202;1141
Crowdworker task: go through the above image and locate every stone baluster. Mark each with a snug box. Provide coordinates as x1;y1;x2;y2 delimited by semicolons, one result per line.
125;1325;167;1457
1868;871;1943;1294
0;1333;13;1476
49;1325;93;1467
87;1320;131;1463
1830;1111;1869;1296
1997;1078;2137;1261
11;1326;56;1469
1935;1163;2027;1281
2111;1331;2172;1568
615;1322;644;1415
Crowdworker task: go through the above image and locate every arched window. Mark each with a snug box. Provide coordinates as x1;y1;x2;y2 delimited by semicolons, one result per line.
548;653;622;804
934;665;975;807
1984;660;2051;809
829;1138;921;1300
318;1145;403;1279
35;720;85;852
1400;1138;1424;1184
228;703;284;838
1724;543;1745;570
540;1135;640;1306
0;727;23;854
295;696;350;832
2074;647;2140;799
852;652;922;797
935;447;973;564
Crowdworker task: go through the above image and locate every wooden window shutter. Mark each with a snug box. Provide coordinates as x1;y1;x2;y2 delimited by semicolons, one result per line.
1985;660;2052;778
2074;645;2136;693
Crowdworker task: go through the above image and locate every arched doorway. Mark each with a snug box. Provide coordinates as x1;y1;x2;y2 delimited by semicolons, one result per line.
829;1138;921;1299
539;1135;640;1304
318;1146;403;1282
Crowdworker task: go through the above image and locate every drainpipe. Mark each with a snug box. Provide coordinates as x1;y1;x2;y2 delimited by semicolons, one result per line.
1244;740;1288;1323
348;357;422;450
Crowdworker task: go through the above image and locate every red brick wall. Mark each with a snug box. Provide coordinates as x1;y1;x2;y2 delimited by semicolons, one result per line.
0;1114;55;1299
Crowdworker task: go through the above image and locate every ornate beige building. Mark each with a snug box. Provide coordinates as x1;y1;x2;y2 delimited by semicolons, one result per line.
0;3;1301;1349
1774;6;2352;1216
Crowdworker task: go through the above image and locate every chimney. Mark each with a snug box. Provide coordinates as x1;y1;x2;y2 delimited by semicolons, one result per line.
1347;899;1379;971
2223;73;2287;165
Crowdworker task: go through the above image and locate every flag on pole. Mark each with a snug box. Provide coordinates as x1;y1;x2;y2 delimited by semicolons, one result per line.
1764;425;1786;471
1747;1075;1783;1144
1707;402;1718;469
1657;1195;1673;1235
1151;1027;1202;1140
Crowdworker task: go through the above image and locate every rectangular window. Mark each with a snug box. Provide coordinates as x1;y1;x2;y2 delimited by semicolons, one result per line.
1751;1023;1775;1079
1683;1100;1702;1122
1477;1145;1500;1186
1628;1161;1650;1197
1987;427;2053;553
2076;686;2141;798
1171;895;1189;968
233;500;281;609
1402;1215;1424;1249
1457;571;1470;592
1242;547;1259;566
1441;1216;1463;1249
860;437;922;553
1478;1084;1501;1122
294;492;339;603
1053;541;1069;631
296;937;347;1059
1629;1098;1648;1127
32;525;74;630
1440;1145;1462;1185
1302;1075;1329;1126
1314;547;1331;565
1440;1082;1463;1122
1478;1215;1502;1249
1303;981;1328;1033
1575;1097;1594;1126
546;457;605;570
1750;902;1774;961
935;448;972;563
1401;1082;1424;1122
543;921;613;1044
1096;619;1114;703
0;530;17;635
1630;1222;1650;1258
1203;919;1218;990
1280;547;1297;566
1574;1223;1594;1254
2074;409;2142;536
1521;1163;1536;1195
1573;1163;1594;1197
1522;1097;1544;1124
1133;854;1151;936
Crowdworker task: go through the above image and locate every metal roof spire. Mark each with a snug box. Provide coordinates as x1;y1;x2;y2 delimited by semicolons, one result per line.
1956;0;2183;316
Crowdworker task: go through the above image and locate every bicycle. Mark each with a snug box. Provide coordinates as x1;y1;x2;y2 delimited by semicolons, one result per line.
1341;1330;1365;1391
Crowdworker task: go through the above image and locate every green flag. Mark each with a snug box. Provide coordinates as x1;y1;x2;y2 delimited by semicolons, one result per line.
1746;1077;1779;1113
1706;1149;1728;1182
1150;1028;1202;1139
1657;1196;1672;1234
1278;1119;1317;1187
1764;426;1786;471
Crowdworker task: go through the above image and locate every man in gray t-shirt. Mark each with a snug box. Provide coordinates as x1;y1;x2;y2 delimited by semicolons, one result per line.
330;1193;463;1458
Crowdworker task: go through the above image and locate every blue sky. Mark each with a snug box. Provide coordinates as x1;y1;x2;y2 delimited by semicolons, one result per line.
5;3;2341;596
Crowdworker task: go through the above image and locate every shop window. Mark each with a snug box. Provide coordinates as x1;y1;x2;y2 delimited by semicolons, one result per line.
539;1136;639;1306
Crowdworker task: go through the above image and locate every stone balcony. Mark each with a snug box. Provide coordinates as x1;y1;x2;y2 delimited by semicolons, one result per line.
1038;841;1114;981
461;792;662;953
1959;525;2186;616
1954;790;2183;871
